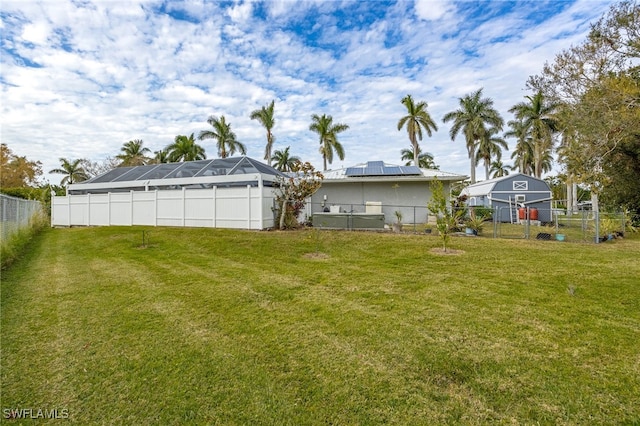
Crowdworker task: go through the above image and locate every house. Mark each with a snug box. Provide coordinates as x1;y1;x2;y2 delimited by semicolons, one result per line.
307;161;467;226
51;157;284;230
460;173;553;223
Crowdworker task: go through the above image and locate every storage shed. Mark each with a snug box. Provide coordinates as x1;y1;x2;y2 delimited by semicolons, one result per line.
51;157;284;230
461;173;553;223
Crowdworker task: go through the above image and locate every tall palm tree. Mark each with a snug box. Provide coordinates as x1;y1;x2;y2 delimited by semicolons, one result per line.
489;160;511;178
476;127;508;180
442;88;503;184
166;133;206;162
49;158;88;185
400;147;439;169
505;118;534;175
309;113;349;171
198;115;246;158
397;94;438;167
116;139;151;167
271;146;301;172
250;100;276;166
509;91;559;178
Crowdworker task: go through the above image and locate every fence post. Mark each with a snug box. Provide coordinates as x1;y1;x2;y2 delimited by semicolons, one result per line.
247;184;252;229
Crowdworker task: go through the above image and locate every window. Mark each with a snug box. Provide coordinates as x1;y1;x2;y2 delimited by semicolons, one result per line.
513;181;528;190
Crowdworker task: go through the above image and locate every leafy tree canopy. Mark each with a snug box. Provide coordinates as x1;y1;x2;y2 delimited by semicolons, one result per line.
0;144;43;188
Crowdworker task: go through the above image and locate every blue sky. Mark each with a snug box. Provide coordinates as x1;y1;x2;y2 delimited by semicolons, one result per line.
1;0;615;183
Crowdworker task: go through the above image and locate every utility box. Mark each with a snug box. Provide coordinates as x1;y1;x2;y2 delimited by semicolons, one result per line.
329;205;341;213
365;201;382;214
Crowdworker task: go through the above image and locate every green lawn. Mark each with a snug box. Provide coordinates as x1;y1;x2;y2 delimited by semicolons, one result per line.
2;226;639;424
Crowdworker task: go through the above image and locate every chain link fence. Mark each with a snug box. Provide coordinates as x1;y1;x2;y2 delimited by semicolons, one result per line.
305;202;430;232
303;201;626;243
0;194;44;244
490;207;626;243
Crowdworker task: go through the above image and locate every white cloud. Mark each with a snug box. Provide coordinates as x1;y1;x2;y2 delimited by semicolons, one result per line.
414;0;454;21
0;0;619;180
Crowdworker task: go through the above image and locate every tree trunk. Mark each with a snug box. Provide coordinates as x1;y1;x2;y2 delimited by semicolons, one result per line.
469;151;476;184
279;197;288;229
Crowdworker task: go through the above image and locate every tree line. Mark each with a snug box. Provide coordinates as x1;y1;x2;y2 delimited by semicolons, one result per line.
42;86;558;187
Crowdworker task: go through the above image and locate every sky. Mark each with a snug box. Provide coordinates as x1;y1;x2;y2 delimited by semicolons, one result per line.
1;0;617;184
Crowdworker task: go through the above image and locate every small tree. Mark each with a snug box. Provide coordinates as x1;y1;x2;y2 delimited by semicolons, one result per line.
427;179;462;252
274;162;323;229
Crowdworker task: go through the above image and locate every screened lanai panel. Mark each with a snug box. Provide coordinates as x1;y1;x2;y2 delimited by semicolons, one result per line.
163;160;211;179
194;157;240;177
230;157;282;176
138;163;181;180
113;164;160;181
88;167;136;183
229;157;262;175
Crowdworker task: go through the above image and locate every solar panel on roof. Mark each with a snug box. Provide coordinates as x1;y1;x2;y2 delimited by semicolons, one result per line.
399;166;421;175
345;167;364;176
344;162;422;177
364;166;383;175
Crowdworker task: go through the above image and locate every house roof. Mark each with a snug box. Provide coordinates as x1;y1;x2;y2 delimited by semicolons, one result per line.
321;161;466;182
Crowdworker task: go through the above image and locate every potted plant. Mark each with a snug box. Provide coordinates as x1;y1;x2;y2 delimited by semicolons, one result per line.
600;218;618;241
464;211;486;236
393;210;403;233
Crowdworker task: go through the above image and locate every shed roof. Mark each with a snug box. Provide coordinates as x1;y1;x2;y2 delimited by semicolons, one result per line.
461;173;548;197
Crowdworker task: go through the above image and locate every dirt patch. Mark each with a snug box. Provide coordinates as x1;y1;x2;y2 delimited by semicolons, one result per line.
430;247;465;255
303;252;330;260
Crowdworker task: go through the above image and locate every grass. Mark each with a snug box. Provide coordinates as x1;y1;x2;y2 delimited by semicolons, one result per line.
2;226;640;424
1;211;48;270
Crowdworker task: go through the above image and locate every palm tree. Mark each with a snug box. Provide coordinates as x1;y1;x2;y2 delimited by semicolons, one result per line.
489;160;511;178
49;158;88;185
442;88;504;184
400;147;439;169
250;100;276;166
476;127;508;180
309;114;349;171
116;139;151;167
271;146;301;172
509;91;559;178
397;94;438;167
153;148;170;164
505;118;534;175
198;115;246;158
166;133;206;162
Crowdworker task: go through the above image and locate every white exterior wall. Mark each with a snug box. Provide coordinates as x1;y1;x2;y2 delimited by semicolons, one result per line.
52;186;275;230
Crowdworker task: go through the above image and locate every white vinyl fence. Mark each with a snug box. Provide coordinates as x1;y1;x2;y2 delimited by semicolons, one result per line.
1;194;44;243
51;186;276;230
